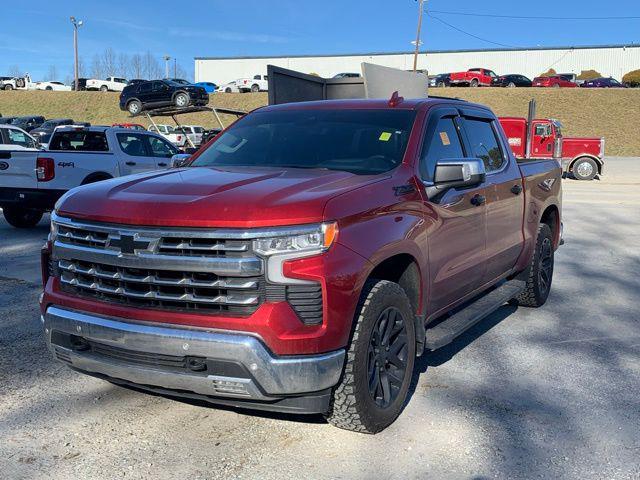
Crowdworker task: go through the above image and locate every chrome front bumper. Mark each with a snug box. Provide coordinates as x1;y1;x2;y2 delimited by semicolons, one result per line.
43;306;345;402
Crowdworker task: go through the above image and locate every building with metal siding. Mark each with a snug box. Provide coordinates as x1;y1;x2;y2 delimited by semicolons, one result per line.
195;44;640;85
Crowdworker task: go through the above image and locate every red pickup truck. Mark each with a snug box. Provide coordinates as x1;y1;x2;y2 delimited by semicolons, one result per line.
499;116;604;180
449;68;498;87
41;93;562;433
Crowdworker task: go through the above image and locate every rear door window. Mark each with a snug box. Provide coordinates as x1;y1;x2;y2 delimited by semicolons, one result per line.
117;133;149;157
462;118;505;172
49;131;108;151
6;128;36;148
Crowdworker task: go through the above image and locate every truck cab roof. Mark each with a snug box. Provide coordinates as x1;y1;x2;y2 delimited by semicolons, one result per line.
258;97;472;113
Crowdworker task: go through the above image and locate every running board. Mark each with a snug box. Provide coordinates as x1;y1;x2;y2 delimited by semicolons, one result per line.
424;280;525;351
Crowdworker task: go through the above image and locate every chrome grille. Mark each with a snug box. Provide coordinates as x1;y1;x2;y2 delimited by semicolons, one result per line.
58;259;262;314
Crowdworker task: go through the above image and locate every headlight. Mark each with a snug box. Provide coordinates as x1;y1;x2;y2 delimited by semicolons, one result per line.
254;222;338;285
253;222;338;256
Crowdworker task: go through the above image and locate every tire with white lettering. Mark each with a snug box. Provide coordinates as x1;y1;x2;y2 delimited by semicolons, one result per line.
326;280;416;434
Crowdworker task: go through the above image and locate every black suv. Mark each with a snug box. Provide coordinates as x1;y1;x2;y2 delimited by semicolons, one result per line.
119;80;209;115
10;116;46;132
30;119;87;146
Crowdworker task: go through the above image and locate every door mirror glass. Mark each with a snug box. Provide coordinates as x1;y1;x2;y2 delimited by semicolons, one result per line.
171;153;191;168
433;158;486;189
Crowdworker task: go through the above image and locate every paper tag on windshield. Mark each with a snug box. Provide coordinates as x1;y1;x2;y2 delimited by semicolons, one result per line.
439;132;451;146
379;132;392;142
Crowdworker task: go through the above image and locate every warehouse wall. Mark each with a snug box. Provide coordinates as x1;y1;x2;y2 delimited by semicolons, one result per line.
195;45;640;85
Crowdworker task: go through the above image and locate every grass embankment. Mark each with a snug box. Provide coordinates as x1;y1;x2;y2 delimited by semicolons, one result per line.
0;88;638;155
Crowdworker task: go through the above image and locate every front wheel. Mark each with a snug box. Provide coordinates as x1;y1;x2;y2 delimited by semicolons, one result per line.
2;206;44;228
46;86;53;91
326;280;416;434
100;85;108;92
470;78;479;87
174;92;190;107
507;82;516;88
4;84;13;90
513;223;554;307
250;84;260;93
572;157;598;180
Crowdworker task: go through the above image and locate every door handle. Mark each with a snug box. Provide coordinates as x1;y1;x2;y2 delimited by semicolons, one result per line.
470;194;486;206
158;162;168;167
510;184;523;195
125;161;136;166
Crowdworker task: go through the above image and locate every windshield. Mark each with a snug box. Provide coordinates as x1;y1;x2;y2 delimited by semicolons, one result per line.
191;109;416;175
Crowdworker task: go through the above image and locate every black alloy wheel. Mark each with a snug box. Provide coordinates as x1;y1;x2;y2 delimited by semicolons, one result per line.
367;307;409;408
538;236;553;297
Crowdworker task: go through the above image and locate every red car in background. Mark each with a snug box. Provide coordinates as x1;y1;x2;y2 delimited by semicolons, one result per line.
449;68;497;87
532;76;578;88
112;123;146;131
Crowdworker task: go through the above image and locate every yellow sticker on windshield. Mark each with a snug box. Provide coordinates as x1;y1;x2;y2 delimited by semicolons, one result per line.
439;131;451;146
379;132;392;142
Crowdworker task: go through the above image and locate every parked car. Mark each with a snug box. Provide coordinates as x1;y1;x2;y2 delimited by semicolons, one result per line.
127;79;146;85
41;92;562;434
430;73;451;87
491;74;532;88
237;74;268;92
10;116;45;132
36;81;72;91
333;72;361;78
0;125;40;151
557;73;585;86
0;125;178;227
580;77;627;88
167;78;192;86
86;76;128;92
70;78;88;91
449;68;497;87
119;80;209;114
194;82;218;93
147;124;188;148
217;81;240;93
29;119;75;148
532;76;578;88
112;123;146;130
0;116;19;125
500;116;605;180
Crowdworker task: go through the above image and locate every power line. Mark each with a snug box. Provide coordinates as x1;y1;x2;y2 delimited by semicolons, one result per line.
427;9;640;21
426;13;519;49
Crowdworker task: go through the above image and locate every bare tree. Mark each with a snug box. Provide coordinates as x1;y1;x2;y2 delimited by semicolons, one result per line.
90;54;103;79
143;51;161;80
174;63;191;81
101;48;117;77
47;65;58;81
130;54;143;79
117;52;130;78
8;65;21;77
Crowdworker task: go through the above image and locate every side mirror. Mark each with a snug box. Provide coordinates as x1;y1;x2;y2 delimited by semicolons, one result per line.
433;158;486;189
171;153;191;168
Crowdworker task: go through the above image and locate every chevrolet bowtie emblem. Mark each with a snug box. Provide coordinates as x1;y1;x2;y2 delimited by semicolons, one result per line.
109;234;150;254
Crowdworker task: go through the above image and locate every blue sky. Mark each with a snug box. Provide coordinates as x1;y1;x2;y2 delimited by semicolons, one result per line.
2;0;639;81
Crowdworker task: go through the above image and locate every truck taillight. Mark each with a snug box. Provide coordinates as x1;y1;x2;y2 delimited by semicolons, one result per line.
36;157;55;182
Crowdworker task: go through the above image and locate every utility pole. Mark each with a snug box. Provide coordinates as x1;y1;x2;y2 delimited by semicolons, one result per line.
70;17;83;91
163;55;171;78
413;0;425;72
173;58;177;78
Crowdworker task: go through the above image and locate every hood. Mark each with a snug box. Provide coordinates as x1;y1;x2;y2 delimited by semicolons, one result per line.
57;166;386;228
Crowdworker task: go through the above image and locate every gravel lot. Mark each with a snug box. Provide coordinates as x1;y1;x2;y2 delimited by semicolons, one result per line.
1;158;639;479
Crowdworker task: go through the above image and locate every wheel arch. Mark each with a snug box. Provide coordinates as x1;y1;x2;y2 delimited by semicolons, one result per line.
81;172;113;185
540;204;561;248
568;154;603;174
366;253;423;317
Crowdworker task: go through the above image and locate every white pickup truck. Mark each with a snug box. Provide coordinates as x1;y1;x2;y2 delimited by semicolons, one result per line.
237;74;268;93
1;73;36;91
147;124;187;148
173;125;205;146
86;76;128;92
0;126;178;227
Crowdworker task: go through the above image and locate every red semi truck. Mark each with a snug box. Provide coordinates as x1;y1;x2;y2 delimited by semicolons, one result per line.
449;68;498;87
41;69;562;433
499;114;605;180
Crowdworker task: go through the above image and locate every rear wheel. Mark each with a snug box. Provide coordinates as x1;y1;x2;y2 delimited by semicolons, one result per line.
127;100;142;115
2;206;44;228
507;82;516;88
174;92;190;108
251;84;260;93
553;83;560;89
572;157;598;181
4;84;13;90
513;223;554;307
225;87;232;93
46;86;53;91
326;280;416;434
